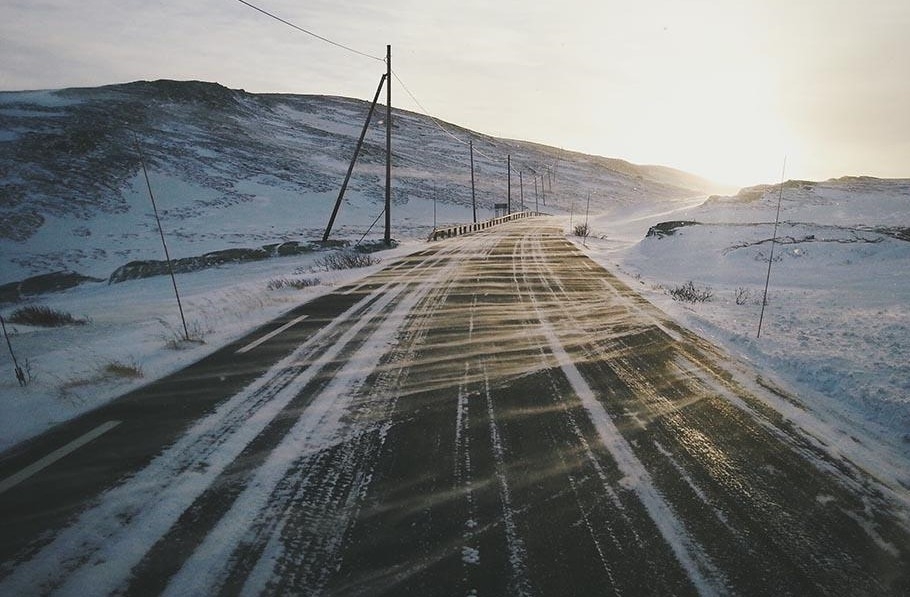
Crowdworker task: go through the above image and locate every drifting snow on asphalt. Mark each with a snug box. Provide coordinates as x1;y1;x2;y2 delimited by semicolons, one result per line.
1;221;908;595
0;278;407;594
164;250;463;595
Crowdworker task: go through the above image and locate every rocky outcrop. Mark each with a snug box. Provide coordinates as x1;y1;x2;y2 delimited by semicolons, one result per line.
0;270;104;303
107;241;331;283
645;221;699;239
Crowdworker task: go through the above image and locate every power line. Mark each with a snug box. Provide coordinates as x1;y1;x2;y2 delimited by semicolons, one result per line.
393;71;496;163
237;1;549;184
392;71;474;148
233;0;384;63
393;70;543;178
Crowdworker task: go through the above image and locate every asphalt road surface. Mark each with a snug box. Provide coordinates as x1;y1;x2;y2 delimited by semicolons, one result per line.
1;219;908;596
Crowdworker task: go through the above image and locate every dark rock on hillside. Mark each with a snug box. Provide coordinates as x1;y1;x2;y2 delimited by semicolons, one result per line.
875;226;910;242
110;247;265;283
104;237;397;284
0;270;104;303
265;241;313;256
355;239;399;253
107;242;325;283
646;221;699;239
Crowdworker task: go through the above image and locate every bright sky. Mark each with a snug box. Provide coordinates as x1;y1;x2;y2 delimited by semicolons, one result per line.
2;0;908;188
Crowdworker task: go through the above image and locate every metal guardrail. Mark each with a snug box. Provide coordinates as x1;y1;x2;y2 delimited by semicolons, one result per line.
427;211;541;241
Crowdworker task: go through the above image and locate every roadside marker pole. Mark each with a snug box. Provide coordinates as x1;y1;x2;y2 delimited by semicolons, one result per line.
135;136;190;342
1;315;26;386
519;171;524;212
507;154;511;214
470;140;477;224
757;156;787;339
541;173;546;206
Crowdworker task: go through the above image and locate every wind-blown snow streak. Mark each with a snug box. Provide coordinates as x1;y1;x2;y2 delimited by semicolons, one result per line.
455;360;480;562
0;282;405;596
166;255;461;595
0;242;474;595
519;232;725;597
482;363;533;596
533;313;723;596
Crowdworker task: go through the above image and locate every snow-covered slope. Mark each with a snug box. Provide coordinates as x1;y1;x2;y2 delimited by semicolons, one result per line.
6;79;906;488
0;79;720;286
0;79;724;452
576;177;910;483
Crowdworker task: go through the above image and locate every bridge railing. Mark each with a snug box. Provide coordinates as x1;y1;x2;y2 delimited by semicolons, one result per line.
427;211;541;241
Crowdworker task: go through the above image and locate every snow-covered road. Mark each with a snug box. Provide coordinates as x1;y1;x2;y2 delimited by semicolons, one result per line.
1;218;907;595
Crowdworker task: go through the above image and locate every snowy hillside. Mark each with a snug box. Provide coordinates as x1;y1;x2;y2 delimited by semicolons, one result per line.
576;177;910;483
0;79;723;452
0;79;720;287
4;79;906;490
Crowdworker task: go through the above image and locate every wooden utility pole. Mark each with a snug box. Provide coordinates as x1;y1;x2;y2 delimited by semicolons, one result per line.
758;157;787;338
324;74;386;242
507;154;511;214
135;136;189;342
470;140;477;223
1;315;26;386
384;44;392;246
519;171;524;212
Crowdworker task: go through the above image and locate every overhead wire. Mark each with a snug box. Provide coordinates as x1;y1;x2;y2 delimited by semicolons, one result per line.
394;71;545;178
392;71;471;148
233;1;554;189
233;0;384;63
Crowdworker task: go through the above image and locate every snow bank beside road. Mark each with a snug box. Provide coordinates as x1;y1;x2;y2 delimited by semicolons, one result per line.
0;242;423;453
571;178;910;489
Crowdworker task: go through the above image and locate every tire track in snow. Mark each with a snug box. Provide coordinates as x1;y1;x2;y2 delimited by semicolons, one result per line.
521;226;908;595
455;359;481;575
0;280;404;596
162;252;461;596
234;253;465;596
36;286;408;597
0;245;464;596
